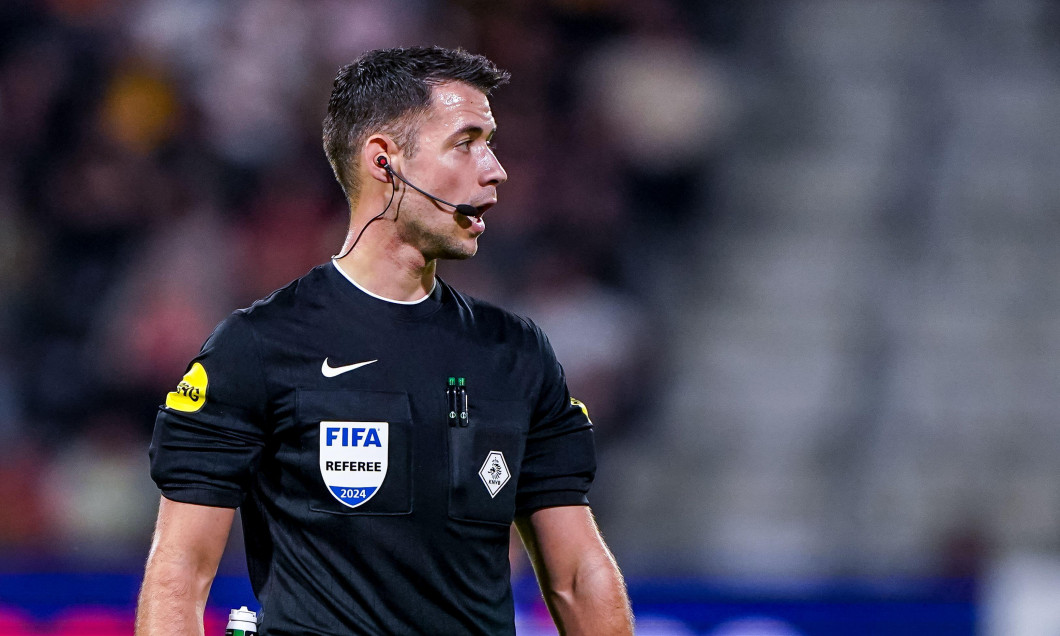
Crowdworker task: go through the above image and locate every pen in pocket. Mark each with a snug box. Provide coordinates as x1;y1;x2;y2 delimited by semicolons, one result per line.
457;377;469;427
446;377;458;427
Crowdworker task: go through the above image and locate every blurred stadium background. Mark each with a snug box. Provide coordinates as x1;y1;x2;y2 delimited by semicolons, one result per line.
2;0;1060;634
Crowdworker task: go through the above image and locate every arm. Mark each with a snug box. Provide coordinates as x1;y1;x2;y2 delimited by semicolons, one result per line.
515;505;633;636
135;496;235;636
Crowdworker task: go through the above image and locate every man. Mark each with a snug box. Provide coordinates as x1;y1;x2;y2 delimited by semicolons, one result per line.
136;47;634;635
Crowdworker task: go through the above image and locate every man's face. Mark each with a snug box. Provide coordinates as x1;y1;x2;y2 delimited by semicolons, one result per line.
395;81;507;261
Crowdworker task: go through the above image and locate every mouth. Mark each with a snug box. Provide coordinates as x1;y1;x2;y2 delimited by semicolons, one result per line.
464;200;495;235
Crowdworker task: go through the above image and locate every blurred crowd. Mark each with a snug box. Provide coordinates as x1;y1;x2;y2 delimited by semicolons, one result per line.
0;0;726;565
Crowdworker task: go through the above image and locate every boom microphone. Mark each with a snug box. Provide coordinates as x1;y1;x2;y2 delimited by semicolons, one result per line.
376;156;479;217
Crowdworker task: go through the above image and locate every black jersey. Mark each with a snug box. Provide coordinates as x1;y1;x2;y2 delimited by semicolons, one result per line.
149;262;596;635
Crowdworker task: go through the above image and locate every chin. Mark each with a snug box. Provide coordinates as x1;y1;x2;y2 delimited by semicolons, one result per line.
444;244;478;261
403;220;479;261
428;238;478;261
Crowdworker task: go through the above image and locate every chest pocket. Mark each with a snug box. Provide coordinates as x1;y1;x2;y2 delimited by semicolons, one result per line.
448;398;529;526
297;389;412;515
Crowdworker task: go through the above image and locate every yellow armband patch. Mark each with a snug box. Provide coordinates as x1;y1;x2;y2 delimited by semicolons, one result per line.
166;362;208;412
570;397;591;421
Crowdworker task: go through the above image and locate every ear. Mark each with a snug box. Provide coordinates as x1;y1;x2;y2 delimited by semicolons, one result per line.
363;135;395;183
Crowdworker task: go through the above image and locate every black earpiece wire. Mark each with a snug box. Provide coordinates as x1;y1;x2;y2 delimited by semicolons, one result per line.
332;160;399;260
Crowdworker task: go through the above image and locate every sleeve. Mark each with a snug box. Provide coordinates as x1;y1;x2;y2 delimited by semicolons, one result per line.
515;323;597;516
148;311;268;508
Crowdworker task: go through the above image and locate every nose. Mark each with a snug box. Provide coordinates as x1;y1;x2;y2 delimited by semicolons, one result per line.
480;150;507;187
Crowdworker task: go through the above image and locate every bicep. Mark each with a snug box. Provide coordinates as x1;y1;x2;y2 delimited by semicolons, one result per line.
147;496;234;576
136;497;234;633
515;505;613;585
516;505;633;636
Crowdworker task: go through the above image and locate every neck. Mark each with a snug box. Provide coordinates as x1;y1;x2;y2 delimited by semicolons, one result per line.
333;212;437;302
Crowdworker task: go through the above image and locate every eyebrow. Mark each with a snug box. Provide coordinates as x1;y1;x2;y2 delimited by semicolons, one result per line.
447;124;497;142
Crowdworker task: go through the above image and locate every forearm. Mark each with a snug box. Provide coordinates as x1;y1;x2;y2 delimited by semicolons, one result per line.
541;553;634;636
135;558;214;635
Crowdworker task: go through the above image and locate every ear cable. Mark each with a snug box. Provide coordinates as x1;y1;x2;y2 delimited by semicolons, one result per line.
332;176;398;260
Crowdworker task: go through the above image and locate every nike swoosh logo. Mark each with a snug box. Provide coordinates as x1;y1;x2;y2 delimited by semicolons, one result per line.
321;358;378;378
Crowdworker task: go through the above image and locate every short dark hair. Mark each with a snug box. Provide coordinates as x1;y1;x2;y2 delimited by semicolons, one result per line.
323;46;510;204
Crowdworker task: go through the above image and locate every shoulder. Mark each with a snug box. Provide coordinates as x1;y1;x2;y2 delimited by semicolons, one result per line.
237;264;333;324
199;264;333;358
443;280;547;348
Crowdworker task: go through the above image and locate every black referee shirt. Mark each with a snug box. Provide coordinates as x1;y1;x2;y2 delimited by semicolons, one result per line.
149;262;596;635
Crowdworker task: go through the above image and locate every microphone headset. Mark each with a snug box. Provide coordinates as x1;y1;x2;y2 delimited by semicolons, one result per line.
375;156;478;217
333;155;479;259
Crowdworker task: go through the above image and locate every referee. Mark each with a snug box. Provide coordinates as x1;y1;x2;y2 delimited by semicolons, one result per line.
135;47;634;635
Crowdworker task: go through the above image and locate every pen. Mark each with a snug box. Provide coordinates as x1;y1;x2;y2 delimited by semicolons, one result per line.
458;377;469;427
447;377;458;427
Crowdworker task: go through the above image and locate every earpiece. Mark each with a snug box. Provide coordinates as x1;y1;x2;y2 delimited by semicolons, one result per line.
376;156;389;169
